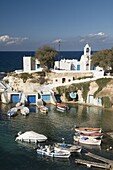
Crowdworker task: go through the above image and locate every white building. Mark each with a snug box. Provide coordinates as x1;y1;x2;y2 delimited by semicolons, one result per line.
15;56;43;73
15;44;103;76
54;44;92;71
23;56;43;73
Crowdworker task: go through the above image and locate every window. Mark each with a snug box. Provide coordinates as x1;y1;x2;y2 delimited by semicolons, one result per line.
62;78;65;83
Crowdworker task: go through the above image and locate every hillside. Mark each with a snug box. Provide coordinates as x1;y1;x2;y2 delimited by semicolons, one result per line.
2;72;113;108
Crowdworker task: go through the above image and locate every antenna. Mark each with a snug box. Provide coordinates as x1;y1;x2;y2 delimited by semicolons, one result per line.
52;39;64;70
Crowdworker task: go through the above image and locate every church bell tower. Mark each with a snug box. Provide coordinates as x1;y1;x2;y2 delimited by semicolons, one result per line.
84;44;91;70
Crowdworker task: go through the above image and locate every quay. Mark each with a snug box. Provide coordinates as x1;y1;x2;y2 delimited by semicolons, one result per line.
75;159;111;169
75;152;113;170
85;152;113;165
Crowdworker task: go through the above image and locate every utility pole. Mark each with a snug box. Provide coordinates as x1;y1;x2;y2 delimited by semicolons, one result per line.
58;40;60;69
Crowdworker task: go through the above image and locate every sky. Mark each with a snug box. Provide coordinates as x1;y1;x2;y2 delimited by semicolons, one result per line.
0;0;113;51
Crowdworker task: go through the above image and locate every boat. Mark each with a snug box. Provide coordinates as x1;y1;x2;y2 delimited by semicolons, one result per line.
54;142;82;153
73;136;101;145
7;107;18;117
37;145;70;158
15;131;47;143
75;132;103;139
56;103;69;112
74;127;102;134
20;106;29;116
40;105;48;113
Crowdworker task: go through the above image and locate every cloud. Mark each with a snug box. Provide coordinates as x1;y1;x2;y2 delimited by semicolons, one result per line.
0;35;28;45
88;32;105;37
79;32;108;44
52;39;66;43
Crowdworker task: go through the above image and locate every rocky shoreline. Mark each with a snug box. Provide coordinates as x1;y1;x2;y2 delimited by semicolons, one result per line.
1;72;113;109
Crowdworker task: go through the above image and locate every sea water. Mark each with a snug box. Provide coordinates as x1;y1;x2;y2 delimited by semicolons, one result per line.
0;103;113;170
0;51;112;169
0;51;83;72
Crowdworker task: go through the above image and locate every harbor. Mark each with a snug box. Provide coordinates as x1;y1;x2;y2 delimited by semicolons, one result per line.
0;102;113;170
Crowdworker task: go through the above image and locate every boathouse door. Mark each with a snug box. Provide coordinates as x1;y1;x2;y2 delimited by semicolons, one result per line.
11;94;20;103
27;95;36;104
42;95;50;101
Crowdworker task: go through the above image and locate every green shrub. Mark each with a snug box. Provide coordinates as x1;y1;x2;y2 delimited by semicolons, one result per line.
30;79;38;83
102;96;112;108
4;79;9;84
56;86;65;94
94;78;112;97
19;73;33;83
77;76;93;80
36;71;46;77
39;77;46;84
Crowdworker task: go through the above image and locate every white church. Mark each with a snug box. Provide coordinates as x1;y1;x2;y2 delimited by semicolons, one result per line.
54;44;92;71
15;44;103;74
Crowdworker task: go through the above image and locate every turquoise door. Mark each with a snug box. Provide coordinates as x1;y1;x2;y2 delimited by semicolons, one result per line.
77;65;80;70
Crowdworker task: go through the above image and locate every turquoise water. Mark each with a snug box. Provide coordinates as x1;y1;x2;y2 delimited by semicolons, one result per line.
0;103;113;170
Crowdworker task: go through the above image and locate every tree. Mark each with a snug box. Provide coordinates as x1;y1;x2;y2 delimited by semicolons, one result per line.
35;45;57;71
91;48;113;71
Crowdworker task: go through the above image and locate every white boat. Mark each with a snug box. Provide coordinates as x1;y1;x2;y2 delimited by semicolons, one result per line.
54;143;82;153
74;127;102;134
40;106;48;113
15;131;47;143
7;107;18;117
21;107;29;116
73;136;101;145
37;145;70;158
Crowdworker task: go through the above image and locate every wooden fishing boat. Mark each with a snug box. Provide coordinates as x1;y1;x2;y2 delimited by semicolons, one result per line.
73;136;101;145
74;127;102;134
37;145;70;158
56;103;69;112
54;143;82;153
75;132;103;139
40;106;48;113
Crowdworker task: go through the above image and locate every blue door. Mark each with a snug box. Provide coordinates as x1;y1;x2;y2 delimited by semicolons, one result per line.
42;95;50;101
27;95;36;104
77;65;80;70
11;94;20;103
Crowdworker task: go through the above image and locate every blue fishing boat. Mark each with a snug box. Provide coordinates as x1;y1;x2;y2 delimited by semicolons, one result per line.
37;145;70;158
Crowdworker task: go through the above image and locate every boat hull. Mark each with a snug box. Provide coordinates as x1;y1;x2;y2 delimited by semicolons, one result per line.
75;132;103;139
75;127;102;134
37;149;70;158
7;107;18;117
73;136;101;145
54;143;82;153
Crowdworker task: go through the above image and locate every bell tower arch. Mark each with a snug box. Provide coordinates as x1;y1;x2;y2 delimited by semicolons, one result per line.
84;44;91;70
